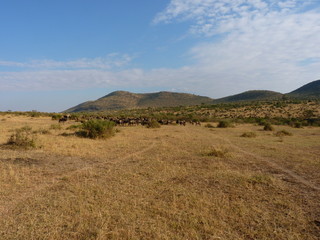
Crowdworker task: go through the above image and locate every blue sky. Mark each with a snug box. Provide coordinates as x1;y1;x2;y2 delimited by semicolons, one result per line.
1;0;319;112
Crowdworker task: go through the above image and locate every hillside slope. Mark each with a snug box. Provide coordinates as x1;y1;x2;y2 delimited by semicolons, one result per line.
214;90;283;103
287;80;320;99
65;91;213;112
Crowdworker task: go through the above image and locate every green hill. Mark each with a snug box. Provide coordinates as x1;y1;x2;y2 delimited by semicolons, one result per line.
214;90;283;103
287;80;320;99
65;91;214;112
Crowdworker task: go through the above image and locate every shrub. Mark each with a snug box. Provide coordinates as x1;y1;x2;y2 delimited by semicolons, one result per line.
146;120;161;128
293;121;303;128
77;120;115;139
275;130;292;137
217;120;232;128
257;119;268;126
263;123;274;131
204;123;215;128
51;114;62;120
240;132;257;138
7;126;37;149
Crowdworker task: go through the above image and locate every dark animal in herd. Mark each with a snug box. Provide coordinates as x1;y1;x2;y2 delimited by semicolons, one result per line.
57;114;201;126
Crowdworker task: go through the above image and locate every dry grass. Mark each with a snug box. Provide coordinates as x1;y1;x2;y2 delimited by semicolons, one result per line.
0;116;319;239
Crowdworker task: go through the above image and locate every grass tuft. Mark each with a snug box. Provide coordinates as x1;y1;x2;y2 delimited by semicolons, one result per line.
202;145;228;158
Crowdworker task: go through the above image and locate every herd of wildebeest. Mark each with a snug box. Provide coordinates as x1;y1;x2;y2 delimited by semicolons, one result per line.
58;114;201;126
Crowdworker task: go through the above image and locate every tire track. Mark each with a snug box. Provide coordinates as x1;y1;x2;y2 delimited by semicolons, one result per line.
219;136;320;191
0;141;157;216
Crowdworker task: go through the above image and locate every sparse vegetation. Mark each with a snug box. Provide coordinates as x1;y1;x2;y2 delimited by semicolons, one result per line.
202;145;228;158
50;124;62;130
6;126;37;149
0;103;319;239
33;128;51;135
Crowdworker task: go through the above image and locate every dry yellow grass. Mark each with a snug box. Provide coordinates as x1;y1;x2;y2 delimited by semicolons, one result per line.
0;115;319;239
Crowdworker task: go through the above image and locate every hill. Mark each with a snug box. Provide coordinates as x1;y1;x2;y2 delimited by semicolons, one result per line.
214;90;284;103
287;79;320;99
65;91;213;112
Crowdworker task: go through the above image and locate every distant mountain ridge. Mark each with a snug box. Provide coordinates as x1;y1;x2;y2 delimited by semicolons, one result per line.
64;80;320;112
287;79;320;99
214;90;283;103
65;91;213;112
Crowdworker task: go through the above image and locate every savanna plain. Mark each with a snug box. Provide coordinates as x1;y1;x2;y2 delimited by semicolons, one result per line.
0;107;320;239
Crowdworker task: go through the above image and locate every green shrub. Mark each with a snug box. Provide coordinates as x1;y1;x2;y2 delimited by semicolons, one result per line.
257;119;268;126
240;132;257;138
263;123;274;131
7;126;37;148
77;120;115;139
204;123;215;128
146;120;161;128
51;114;62;120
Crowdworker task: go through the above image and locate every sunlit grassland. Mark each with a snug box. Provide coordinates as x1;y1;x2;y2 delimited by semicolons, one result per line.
0;115;319;239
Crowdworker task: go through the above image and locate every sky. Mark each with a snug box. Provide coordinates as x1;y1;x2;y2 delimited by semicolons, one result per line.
0;0;319;112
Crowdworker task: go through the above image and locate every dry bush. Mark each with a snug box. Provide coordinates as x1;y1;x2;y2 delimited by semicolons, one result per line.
263;123;274;131
6;126;37;149
217;120;233;128
240;132;257;138
275;130;292;137
146;120;161;128
204;123;215;128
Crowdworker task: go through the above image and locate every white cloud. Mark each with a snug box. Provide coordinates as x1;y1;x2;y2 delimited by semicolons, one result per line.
150;0;320;95
1;0;319;100
153;0;315;36
0;53;133;70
